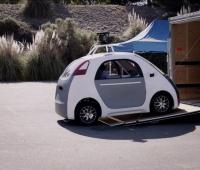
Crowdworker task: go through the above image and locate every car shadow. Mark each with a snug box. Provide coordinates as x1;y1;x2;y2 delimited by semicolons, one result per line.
57;114;200;143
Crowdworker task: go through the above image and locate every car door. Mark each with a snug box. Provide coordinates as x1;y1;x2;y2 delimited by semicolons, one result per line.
95;59;146;109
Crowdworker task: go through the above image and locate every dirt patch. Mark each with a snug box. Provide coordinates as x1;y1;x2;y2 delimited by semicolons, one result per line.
68;5;129;35
0;4;129;35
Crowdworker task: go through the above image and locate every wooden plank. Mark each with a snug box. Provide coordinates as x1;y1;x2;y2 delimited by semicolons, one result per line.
99;117;124;126
181;99;200;107
99;103;200;126
188;21;200;61
179;87;200;100
174;65;200;84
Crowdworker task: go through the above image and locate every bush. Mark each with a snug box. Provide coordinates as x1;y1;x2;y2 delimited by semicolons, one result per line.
0;17;20;34
0;17;33;43
41;18;96;64
52;0;62;3
25;30;64;81
0;18;96;81
0;36;24;81
23;0;52;18
25;19;96;80
0;0;21;4
122;13;147;40
52;0;129;5
25;51;64;81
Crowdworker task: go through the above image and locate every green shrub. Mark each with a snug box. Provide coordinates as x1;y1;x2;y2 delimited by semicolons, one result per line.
0;17;33;43
25;30;64;81
0;18;96;81
25;51;64;81
41;18;96;64
122;13;147;40
0;0;21;4
52;0;62;3
23;0;52;18
0;36;24;81
0;17;21;35
25;19;96;80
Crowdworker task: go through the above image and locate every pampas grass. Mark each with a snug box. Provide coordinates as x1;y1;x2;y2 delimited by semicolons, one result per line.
25;29;64;81
0;35;24;81
0;18;96;81
122;11;147;40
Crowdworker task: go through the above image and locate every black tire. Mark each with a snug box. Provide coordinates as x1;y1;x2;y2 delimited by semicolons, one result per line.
75;102;100;125
150;93;173;114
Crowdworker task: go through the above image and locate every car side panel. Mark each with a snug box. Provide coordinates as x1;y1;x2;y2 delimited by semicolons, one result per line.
67;59;108;119
95;78;146;109
135;56;179;110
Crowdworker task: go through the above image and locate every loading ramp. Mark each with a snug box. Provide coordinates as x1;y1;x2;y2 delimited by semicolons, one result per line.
99;103;200;127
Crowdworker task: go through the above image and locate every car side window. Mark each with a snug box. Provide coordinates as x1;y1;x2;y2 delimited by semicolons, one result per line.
117;60;142;78
95;61;120;80
95;59;143;80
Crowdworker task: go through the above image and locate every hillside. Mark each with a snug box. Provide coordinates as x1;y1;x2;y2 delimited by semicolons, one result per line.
0;4;129;35
0;3;166;34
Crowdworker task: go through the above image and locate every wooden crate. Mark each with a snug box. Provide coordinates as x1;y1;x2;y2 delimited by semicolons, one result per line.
179;87;200;100
174;65;200;84
171;21;200;99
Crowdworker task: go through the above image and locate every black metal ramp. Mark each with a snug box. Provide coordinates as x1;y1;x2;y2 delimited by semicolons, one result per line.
99;103;200;127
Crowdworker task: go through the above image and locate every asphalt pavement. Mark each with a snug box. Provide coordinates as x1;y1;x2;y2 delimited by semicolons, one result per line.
0;82;200;170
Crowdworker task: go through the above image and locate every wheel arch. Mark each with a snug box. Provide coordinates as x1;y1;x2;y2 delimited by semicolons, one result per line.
150;91;174;111
75;97;102;117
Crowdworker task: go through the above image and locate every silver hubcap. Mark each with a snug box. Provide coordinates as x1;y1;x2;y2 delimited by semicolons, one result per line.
79;106;97;124
154;95;170;113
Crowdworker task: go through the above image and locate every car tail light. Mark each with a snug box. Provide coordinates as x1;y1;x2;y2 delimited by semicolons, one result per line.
73;60;90;76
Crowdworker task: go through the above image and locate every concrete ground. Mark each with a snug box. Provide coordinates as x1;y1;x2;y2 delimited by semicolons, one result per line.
0;82;200;170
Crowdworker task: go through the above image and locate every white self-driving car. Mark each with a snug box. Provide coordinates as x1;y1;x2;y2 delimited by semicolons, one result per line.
55;52;179;125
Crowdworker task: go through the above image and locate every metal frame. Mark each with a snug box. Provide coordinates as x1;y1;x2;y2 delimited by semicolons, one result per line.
99;103;200;127
88;44;115;55
169;11;200;24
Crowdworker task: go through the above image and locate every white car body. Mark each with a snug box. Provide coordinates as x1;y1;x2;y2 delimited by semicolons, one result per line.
55;52;179;123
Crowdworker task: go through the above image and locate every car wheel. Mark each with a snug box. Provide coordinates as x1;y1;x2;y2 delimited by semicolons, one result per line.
150;93;173;114
76;103;100;125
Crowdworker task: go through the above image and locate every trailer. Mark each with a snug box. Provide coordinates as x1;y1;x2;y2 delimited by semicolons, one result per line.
99;102;200;127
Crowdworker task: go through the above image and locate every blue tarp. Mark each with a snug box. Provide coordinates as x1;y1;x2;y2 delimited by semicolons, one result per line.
113;20;169;53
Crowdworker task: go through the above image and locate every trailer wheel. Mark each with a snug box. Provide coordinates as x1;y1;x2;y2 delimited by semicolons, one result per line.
150;92;173;114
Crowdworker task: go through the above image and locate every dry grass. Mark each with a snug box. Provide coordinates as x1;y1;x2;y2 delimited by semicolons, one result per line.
41;18;96;64
177;5;191;16
0;18;96;81
122;11;147;40
0;35;24;81
25;30;64;81
25;19;96;80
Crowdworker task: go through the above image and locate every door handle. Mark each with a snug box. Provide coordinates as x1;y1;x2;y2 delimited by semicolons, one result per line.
150;73;155;77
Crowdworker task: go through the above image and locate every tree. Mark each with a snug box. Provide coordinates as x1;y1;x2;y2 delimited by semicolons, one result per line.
23;0;52;18
152;0;200;12
147;0;151;6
